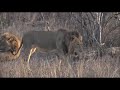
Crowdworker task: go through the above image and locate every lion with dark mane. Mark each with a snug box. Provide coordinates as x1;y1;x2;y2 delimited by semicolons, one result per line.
0;32;22;62
20;29;83;69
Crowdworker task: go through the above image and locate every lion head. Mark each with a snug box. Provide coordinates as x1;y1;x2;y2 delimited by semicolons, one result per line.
65;31;83;54
0;32;22;61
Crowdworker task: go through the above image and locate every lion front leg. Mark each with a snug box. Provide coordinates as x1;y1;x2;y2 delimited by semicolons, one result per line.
27;47;37;70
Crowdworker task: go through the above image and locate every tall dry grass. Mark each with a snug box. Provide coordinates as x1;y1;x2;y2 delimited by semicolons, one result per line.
0;54;120;78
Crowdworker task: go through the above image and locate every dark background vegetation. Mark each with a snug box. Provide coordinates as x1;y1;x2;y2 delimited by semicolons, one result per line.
1;12;120;48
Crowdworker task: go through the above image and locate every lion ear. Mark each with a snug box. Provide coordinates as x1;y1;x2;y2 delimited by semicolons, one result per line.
71;31;79;38
70;34;78;41
70;35;75;41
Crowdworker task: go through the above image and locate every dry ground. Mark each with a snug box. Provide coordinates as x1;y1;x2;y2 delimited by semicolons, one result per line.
0;51;120;78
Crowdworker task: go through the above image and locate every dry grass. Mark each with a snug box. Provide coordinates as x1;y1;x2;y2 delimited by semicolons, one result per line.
0;53;120;78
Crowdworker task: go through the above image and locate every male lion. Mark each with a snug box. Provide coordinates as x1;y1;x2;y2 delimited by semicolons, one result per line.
20;29;83;69
0;32;22;62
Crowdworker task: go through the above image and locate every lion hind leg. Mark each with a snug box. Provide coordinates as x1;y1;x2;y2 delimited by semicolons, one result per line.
27;47;37;70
